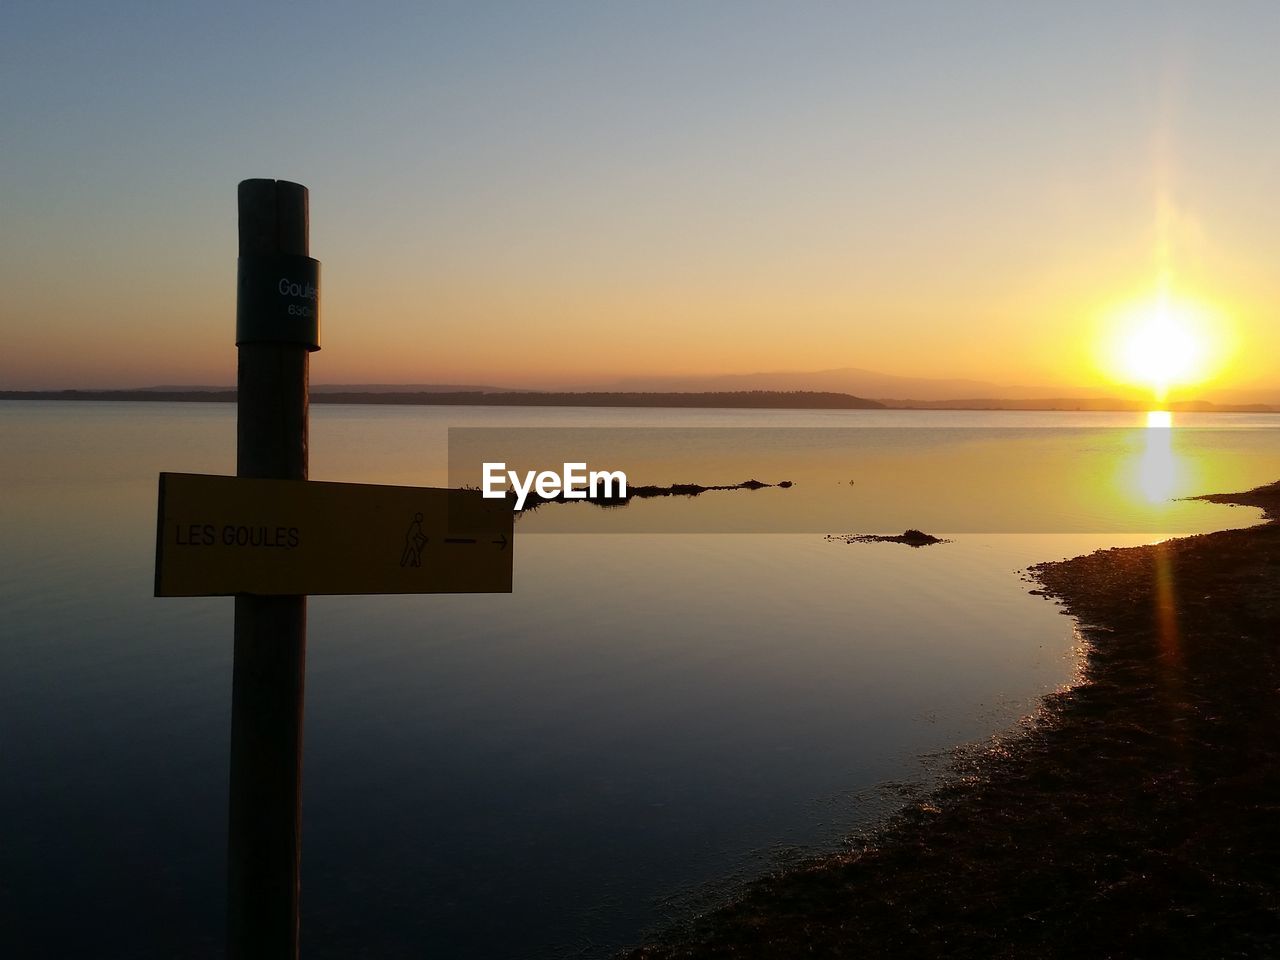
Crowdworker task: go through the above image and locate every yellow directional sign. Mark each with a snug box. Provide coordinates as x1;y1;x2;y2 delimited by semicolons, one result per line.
155;473;512;597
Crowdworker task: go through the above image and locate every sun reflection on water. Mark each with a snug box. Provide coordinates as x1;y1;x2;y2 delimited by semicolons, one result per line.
1134;410;1179;505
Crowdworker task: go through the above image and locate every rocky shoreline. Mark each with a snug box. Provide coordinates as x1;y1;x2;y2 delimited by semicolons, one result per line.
625;481;1280;958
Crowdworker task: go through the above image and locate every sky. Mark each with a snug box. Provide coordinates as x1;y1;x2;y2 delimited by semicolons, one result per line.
3;1;1279;396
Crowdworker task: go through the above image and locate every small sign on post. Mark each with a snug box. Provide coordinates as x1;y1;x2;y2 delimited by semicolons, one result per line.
236;254;321;350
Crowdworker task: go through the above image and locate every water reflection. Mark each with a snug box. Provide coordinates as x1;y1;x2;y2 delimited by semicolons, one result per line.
1135;410;1178;505
1;402;1276;959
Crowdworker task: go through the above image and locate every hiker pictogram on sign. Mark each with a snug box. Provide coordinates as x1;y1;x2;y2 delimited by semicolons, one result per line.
401;512;427;567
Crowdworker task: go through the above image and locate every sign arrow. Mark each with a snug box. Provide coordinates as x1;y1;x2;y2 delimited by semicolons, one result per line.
444;534;508;550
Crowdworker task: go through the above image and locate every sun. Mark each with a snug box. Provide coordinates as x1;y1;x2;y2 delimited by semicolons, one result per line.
1117;298;1200;395
1099;286;1227;402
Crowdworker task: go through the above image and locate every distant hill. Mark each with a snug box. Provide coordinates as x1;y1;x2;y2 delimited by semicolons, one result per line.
0;389;884;410
570;367;1280;407
310;390;884;409
140;382;519;394
1;390;238;403
887;397;1279;413
10;367;1279;411
569;367;1048;402
310;382;519;394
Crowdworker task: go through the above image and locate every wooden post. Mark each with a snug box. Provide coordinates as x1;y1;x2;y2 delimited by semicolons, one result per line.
227;179;317;959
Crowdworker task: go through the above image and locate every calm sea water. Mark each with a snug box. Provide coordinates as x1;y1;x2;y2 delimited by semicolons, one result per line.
1;402;1275;958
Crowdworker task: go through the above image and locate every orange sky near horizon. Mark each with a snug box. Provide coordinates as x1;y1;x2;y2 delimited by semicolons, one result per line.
3;4;1278;400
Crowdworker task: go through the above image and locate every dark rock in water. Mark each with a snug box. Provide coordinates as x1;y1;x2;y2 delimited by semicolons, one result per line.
666;483;708;497
518;478;795;511
825;529;949;547
897;529;943;546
